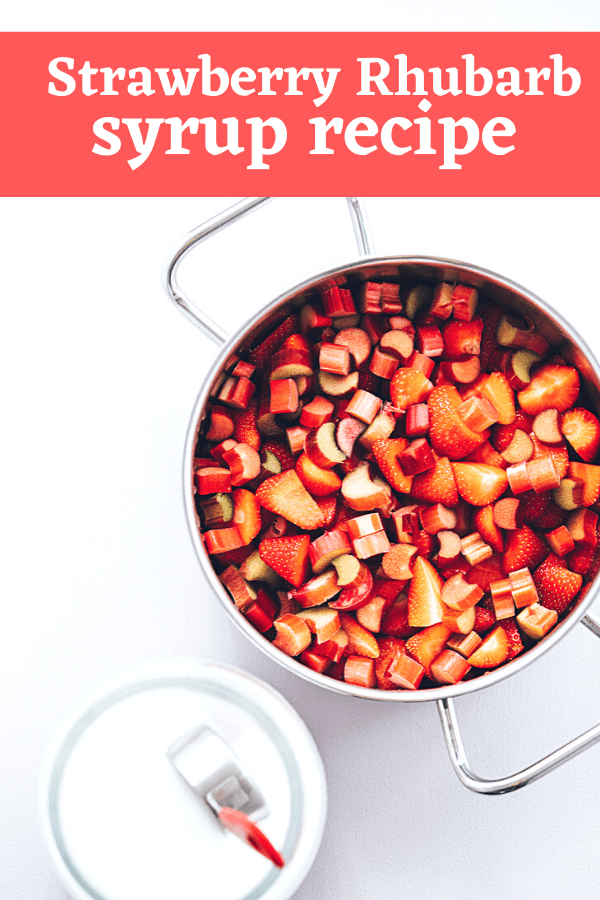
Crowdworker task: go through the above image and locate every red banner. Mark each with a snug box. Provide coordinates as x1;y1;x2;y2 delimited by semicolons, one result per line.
2;32;598;196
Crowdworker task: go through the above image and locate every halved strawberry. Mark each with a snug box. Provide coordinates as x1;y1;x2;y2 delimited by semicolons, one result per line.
390;368;433;411
465;554;505;591
338;612;380;658
473;605;496;635
232;489;262;545
380;595;417;639
408;556;445;627
371;438;413;493
375;636;406;690
467;625;509;667
410;456;459;507
536;499;567;530
428;384;489;460
568;543;596;577
231;399;260;451
296;453;342;497
451;463;508;506
561;408;600;462
481;372;516;425
464;440;506;469
533;553;583;613
518;364;580;415
520;490;550;525
405;623;452;677
441;317;483;359
262;439;295;471
258;535;310;588
503;525;549;574
315;496;338;528
500;617;524;660
492;410;534;452
256;470;325;530
474;504;504;554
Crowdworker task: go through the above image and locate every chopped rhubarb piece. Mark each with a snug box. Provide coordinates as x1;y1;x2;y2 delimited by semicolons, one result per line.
493;498;522;531
532;408;562;445
290;570;340;608
352;530;390;559
508;567;539;608
269;348;314;381
457;395;499;433
431;648;472;684
286;425;310;456
273;614;312;656
245;601;275;633
314;627;349;662
380;330;415;363
467;625;509;668
338;611;380;657
397;438;436;477
344;656;376;688
504;349;542;391
297;605;341;642
370;346;400;379
516;603;558;640
334;327;372;367
416;324;445;357
451;284;479;322
270;378;299;415
335;416;367;458
420;503;458;535
490;578;515;619
298;397;333;431
496;314;550;356
206;406;235;442
392;505;419;543
299;303;332;333
299;649;332;674
195;466;232;495
405;403;429;437
257;383;283;436
318;369;360;397
500;428;534;464
356;591;394;633
359;408;398;449
461;532;493;566
309;529;352;574
440;354;482;385
210;439;238;464
319;342;351;376
223;443;262;487
441;573;483;611
199;493;234;528
566;508;599;545
442;605;476;634
345;389;381;425
405;350;435;378
332;553;362;586
342;462;392;512
506;461;533;495
386;651;425;690
437;530;463;567
347;512;383;541
254;587;279;618
526;454;560;494
429;282;454;319
239;551;281;588
220;565;257;609
568;462;600;507
361;314;387;344
382;543;418;580
304;421;346;469
321;285;356;317
545;525;576;557
359;281;401;314
447;630;483;658
231;360;256;380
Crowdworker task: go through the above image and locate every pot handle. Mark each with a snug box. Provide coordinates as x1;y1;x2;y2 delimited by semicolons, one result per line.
438;611;600;794
161;197;374;346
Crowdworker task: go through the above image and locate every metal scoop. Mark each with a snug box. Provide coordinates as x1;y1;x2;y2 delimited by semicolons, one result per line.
167;725;285;868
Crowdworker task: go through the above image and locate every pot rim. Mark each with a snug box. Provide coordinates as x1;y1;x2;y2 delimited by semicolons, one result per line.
185;252;600;703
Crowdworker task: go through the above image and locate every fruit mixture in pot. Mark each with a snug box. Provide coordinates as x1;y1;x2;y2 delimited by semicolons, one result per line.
194;278;600;691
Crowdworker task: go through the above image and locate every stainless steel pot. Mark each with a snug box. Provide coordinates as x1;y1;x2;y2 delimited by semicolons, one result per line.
163;197;600;795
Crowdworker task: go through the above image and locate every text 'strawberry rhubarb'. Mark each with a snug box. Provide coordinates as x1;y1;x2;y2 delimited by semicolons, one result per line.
195;279;600;691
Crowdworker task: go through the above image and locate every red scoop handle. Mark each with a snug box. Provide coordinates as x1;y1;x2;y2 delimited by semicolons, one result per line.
217;807;285;868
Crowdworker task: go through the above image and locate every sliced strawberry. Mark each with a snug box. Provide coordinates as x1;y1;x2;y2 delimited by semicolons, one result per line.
315;495;338;528
451;463;508;506
473;605;496;635
441;317;483;359
405;623;452;677
474;504;504;553
568;543;596;576
258;535;310;588
232;489;262;546
371;438;413;493
503;525;549;574
481;372;516;425
467;625;509;667
533;553;583;613
296;452;342;497
568;462;600;507
518;364;580;415
428;384;489;460
536;499;567;530
380;595;417;639
492;410;534;452
464;440;506;469
262;439;295;471
375;636;406;690
231;399;260;451
464;553;503;591
561;408;600;462
338;612;380;658
390;368;433;411
520;490;550;525
408;556;444;627
249;315;300;371
500;617;525;660
410;456;459;507
256;470;325;530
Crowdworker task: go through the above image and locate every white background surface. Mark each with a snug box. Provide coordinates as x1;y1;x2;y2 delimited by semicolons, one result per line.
3;3;600;900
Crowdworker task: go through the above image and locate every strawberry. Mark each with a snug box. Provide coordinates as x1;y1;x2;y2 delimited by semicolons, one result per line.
390;368;433;411
500;617;524;660
249;315;299;371
315;496;338;528
371;438;413;493
375;636;406;690
451;462;508;506
410;456;459;507
529;433;569;480
338;612;380;658
380;596;417;639
231;399;260;451
465;553;505;591
261;439;295;471
503;525;548;574
232;489;262;545
405;623;452;677
258;535;310;588
481;372;516;425
296;453;342;497
533;553;583;613
474;504;504;554
536;499;567;530
464;440;506;469
478;301;505;372
256;470;325;530
561;408;600;462
467;625;509;667
520;490;550;525
212;544;255;570
473;605;496;635
492;410;534;452
428;384;489;459
568;543;596;576
441;317;483;359
518;364;580;415
408;556;444;627
568;462;600;507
